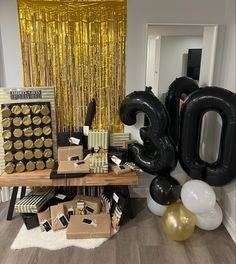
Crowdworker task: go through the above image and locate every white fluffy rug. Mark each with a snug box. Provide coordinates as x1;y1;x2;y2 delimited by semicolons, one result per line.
11;225;113;250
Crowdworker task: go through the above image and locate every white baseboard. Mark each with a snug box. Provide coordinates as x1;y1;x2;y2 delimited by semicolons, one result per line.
223;211;236;243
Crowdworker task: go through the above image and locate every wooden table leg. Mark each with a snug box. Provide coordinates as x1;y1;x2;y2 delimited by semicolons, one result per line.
7;187;19;221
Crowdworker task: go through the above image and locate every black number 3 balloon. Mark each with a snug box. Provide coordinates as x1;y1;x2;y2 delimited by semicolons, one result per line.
119;89;177;173
179;86;236;186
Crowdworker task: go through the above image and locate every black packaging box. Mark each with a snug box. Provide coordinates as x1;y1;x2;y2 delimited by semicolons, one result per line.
21;213;39;230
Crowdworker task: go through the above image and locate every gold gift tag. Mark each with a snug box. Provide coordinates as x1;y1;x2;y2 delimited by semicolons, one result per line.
34;138;44;148
24;127;33;137
1;107;11;118
13;128;23;138
43;148;53;158
21;105;31;115
13;117;23;126
2;118;11;128
34;149;43;159
24;139;34;149
26;161;35;171
16;162;25;173
23;115;32;126
44;138;53;148
42;116;51;124
43;126;51;136
5;162;15;174
40;105;50;116
34;127;43;137
14;140;23;150
24;150;34;160
3;140;13;150
11;105;22;115
2;130;12;139
32;116;42;125
4;152;13;162
36;160;45;170
15;151;24;161
46;158;55;169
31;105;41;114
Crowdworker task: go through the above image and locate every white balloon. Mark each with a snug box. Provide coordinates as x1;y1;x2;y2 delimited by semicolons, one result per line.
196;202;223;230
146;193;167;216
181;180;216;214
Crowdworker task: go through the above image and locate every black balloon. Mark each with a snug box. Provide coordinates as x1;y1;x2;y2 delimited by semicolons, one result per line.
179;86;236;186
165;77;199;145
120;89;177;173
149;174;181;205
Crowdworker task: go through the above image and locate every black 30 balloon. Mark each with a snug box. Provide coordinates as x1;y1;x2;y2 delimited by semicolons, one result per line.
150;175;181;205
165;77;199;145
120;89;177;173
179;86;236;186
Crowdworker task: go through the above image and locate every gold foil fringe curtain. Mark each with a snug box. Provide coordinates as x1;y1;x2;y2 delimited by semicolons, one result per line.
17;0;126;132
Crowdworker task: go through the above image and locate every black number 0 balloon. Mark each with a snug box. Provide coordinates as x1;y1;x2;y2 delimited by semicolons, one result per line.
179;86;236;186
119;89;177;173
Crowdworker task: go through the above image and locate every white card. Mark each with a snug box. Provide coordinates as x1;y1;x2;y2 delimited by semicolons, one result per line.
69;137;80;145
113;193;119;203
56;194;66;200
83;126;89;136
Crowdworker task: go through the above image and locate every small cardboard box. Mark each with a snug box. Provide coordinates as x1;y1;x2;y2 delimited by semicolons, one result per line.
63;200;77;219
50;203;68;231
58;146;83;163
73;195;102;214
37;208;51;232
110;164;131;175
57;160;90;174
66;214;111;239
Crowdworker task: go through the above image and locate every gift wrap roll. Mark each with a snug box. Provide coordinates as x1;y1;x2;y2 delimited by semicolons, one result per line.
5;162;15;174
31;105;41;114
11;105;22;115
1;107;11;118
13;128;23;138
16;161;25;173
26;161;35;171
32;116;42;126
34;138;44;148
14;140;23;150
41;105;50;116
2;118;11;128
13;117;23;127
15;151;24;161
43;126;52;136
4;152;13;162
23;115;32;126
24;127;33;137
46;158;55;169
21;105;31;115
36;160;45;170
44;138;53;148
24;139;34;149
44;148;52;158
2;130;12;140
3;140;13;150
34;149;43;159
42;116;51;125
34;127;43;137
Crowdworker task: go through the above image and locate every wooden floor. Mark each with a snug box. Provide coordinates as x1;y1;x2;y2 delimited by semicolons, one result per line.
0;199;235;264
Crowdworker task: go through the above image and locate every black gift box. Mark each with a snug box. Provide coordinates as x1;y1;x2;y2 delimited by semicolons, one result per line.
21;213;39;230
58;131;83;147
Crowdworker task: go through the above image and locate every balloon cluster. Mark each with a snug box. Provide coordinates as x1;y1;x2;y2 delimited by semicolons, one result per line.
119;77;236;241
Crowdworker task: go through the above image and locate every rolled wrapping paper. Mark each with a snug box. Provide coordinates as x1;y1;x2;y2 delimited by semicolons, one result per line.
24;150;34;160
32;116;42;125
26;161;35;171
21;105;31;115
2;118;11;128
31;105;41;114
4;152;13;162
34;127;43;137
34;138;44;148
42;116;51;125
14;140;24;150
23;115;32;126
13;128;23;138
3;140;13;150
44;148;52;158
43;126;51;136
5;162;15;174
2;130;12;140
46;158;55;169
40;105;50;116
44;138;53;148
24;127;34;137
15;151;24;161
34;149;43;159
1;107;11;118
11;105;22;115
15;161;25;173
36;160;45;170
13;117;23;126
24;139;34;149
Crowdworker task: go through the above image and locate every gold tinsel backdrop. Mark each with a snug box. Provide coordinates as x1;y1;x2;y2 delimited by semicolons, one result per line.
17;0;126;132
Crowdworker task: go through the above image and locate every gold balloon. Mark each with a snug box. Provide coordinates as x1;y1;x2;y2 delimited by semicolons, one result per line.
26;161;35;171
42;116;51;125
162;202;196;241
11;105;22;115
40;105;50;116
13;128;23;138
2;130;12;139
1;107;11;118
21;104;31;115
2;118;11;128
23;115;32;126
32;116;42;125
31;105;41;114
13;117;23;126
